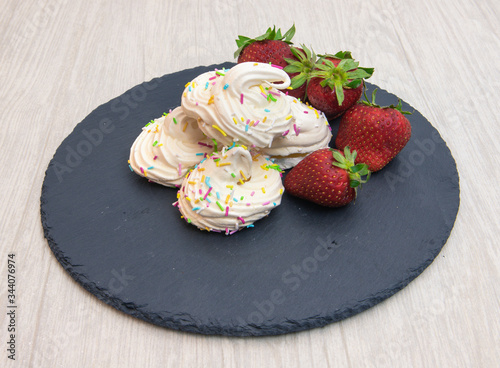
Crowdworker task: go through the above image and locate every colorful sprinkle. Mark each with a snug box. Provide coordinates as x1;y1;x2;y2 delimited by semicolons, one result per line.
240;93;244;104
203;187;212;200
212;124;227;136
262;201;271;206
293;123;300;136
198;142;213;148
224;83;229;90
216;201;224;211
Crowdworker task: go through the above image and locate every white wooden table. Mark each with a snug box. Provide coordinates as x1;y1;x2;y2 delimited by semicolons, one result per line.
1;1;499;367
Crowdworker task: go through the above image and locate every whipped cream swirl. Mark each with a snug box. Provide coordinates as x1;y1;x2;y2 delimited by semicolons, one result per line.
129;107;215;187
177;146;284;234
181;62;295;148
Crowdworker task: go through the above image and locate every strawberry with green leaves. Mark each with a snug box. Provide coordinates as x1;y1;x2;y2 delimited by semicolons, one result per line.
235;25;313;100
335;89;412;172
235;25;296;67
307;52;374;119
284;147;370;207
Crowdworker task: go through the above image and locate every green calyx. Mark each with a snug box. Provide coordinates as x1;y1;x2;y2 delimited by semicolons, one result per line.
361;88;412;115
283;44;318;93
234;24;296;58
331;147;370;196
310;51;374;106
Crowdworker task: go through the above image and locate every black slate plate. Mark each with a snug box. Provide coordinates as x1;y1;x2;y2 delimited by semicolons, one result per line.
40;63;459;336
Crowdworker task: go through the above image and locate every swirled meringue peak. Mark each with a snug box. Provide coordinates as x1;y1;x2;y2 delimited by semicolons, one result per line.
129;107;216;187
261;96;333;169
181;62;296;149
176;146;284;234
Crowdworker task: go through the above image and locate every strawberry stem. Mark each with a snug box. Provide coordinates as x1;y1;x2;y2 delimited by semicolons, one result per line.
331;147;370;196
361;88;412;115
310;53;373;106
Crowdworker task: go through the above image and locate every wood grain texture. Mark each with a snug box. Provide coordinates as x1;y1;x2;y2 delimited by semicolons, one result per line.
0;0;498;367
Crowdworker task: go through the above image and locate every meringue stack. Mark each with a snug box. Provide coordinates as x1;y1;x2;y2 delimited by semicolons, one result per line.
129;62;332;234
181;62;332;169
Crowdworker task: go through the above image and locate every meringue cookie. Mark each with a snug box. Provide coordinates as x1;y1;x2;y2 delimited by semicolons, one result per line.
181;62;296;148
177;146;284;234
261;96;332;169
129;107;215;187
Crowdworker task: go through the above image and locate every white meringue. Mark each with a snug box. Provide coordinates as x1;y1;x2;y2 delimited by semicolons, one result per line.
129;107;215;187
261;96;332;169
181;62;295;148
177;146;284;233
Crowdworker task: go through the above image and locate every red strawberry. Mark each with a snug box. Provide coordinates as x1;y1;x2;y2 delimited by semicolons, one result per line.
235;25;296;67
284;147;370;207
307;51;374;119
335;89;412;172
235;25;312;99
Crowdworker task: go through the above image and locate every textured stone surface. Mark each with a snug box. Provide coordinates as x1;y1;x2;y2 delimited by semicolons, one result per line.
40;63;459;336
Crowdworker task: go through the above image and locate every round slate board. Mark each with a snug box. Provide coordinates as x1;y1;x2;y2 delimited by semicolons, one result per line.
40;63;460;336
